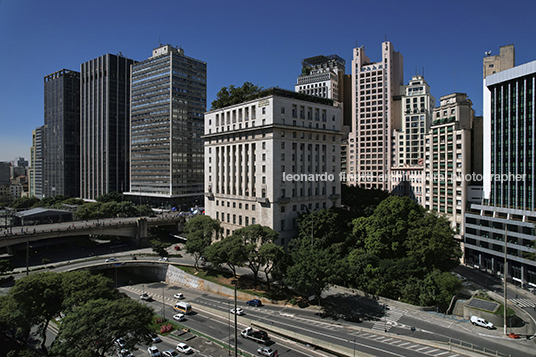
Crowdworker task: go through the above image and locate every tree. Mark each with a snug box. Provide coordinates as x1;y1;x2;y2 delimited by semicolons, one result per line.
211;82;262;109
6;272;64;350
60;271;117;313
50;298;153;357
347;196;462;304
150;238;172;257
9;196;41;209
232;224;278;285
96;191;124;203
184;215;222;269
341;185;389;218
204;234;247;278
258;243;284;289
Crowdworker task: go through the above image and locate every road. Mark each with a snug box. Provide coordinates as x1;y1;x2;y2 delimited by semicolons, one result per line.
4;244;536;357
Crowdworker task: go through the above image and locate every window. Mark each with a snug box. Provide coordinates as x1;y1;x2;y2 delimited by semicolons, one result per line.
262;107;266;115
281;107;285;114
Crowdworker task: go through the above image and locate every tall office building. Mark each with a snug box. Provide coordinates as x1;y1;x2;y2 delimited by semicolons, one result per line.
29;126;44;198
80;54;136;200
204;88;343;244
393;75;435;167
126;45;206;209
43;69;80;198
465;50;536;286
423;93;479;237
347;42;404;189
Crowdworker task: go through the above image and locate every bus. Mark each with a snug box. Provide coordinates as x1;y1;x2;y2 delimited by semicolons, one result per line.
173;302;192;314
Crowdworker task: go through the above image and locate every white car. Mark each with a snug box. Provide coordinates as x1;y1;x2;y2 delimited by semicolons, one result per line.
162;351;180;357
158;257;169;262
118;350;134;357
148;346;162;357
115;337;126;348
257;347;276;356
173;293;184;299
105;257;117;262
176;342;193;354
172;313;185;321
231;307;245;315
470;315;494;329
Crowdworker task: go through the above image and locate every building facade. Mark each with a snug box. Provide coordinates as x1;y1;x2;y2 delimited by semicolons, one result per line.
347;41;404;190
30;126;44;198
465;55;536;286
80;54;136;200
43;69;80;198
126;45;206;209
424;93;476;236
295;55;346;102
204;88;343;245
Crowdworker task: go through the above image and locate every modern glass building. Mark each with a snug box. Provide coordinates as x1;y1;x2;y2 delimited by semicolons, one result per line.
464;56;536;287
80;54;136;200
126;45;206;209
43;69;80;198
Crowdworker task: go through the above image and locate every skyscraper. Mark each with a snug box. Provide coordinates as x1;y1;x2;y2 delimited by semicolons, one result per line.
29;126;44;198
464;46;536;286
43;69;80;198
80;54;136;200
295;55;346;102
127;45;206;208
347;42;404;190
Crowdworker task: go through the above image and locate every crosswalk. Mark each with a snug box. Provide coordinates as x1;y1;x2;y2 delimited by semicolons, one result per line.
510;298;536;308
372;306;406;332
353;331;460;357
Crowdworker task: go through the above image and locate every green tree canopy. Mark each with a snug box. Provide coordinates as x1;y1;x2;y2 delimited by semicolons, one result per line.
184;215;222;268
211;82;262;109
204;234;247;278
231;224;278;285
50;298;153;357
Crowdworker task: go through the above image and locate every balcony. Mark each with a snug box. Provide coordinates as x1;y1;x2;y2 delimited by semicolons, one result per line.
205;192;214;200
277;197;291;204
256;197;270;204
329;194;341;200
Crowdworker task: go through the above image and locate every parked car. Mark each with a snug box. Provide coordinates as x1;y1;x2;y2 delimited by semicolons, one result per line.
114;338;127;348
148;346;162;357
105;257;117;262
173;293;184;299
163;351;180;357
148;333;162;343
176;342;193;354
117;350;134;357
246;299;262;307
470;315;494;329
257;347;276;356
231;307;245;315
173;313;185;321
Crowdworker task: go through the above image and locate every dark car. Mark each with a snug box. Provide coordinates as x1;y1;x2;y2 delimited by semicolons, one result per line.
246;299;262;307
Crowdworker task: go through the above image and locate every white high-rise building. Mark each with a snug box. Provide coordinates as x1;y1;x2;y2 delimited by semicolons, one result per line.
295;55;345;102
204;88;343;245
347;41;404;190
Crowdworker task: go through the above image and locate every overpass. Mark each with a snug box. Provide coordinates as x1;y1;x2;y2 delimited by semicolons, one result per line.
0;215;188;250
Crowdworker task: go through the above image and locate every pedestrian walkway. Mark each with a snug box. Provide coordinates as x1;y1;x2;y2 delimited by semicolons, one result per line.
371;306;405;332
510;298;536;308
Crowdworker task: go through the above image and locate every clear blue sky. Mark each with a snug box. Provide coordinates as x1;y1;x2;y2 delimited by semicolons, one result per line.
1;0;535;162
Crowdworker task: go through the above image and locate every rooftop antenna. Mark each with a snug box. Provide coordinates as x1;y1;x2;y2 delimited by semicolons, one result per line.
159;36;162;46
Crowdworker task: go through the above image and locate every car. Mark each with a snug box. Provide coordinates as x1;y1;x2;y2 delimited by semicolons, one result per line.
174;245;181;251
158;257;169;262
176;342;193;354
162;351;180;357
470;315;494;329
231;307;245;315
140;293;152;301
148;333;162;343
148;346;162;357
117;350;134;357
105;257;117;262
172;313;185;321
173;293;184;299
115;338;127;348
257;347;276;356
246;299;262;307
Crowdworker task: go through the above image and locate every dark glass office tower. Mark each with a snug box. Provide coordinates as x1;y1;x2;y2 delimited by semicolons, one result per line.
80;54;136;200
43;69;80;198
127;45;206;208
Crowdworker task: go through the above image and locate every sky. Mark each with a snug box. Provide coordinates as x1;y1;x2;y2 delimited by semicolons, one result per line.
1;0;535;163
